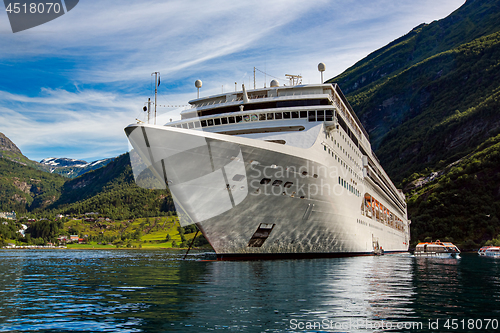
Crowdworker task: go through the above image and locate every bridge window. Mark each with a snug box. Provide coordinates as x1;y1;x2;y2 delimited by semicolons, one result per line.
292;111;299;118
308;111;316;122
326;110;333;121
317;110;324;121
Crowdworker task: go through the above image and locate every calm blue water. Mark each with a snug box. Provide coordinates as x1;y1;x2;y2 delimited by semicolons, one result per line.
0;250;499;332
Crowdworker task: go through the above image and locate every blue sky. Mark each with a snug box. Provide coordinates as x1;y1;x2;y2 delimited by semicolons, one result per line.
0;0;465;162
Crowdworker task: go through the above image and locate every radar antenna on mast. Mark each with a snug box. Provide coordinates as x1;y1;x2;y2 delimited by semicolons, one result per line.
285;74;302;86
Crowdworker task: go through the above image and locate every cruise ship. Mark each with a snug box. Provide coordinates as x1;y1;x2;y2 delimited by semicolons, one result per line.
125;66;410;260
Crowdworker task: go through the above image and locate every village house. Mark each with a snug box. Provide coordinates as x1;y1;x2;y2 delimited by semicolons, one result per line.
0;212;16;220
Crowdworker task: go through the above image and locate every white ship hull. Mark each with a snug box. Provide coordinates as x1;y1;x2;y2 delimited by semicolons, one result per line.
125;120;409;259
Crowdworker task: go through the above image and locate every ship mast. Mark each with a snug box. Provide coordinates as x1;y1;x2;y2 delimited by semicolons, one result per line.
152;71;160;125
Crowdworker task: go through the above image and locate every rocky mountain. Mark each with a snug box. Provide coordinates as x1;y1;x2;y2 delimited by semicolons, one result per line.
0;132;21;154
39;157;113;178
0;132;47;170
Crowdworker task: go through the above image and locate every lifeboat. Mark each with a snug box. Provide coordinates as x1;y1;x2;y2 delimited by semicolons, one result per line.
414;240;460;258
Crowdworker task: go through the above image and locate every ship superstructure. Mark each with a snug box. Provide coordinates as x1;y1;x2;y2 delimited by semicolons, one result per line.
125;68;409;260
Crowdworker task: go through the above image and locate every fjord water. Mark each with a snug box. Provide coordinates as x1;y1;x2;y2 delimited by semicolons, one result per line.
0;251;499;332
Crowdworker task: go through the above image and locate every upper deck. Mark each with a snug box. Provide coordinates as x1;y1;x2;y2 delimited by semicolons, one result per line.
172;83;369;141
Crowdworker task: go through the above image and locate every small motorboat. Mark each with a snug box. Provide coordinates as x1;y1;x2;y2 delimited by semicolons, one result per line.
479;246;500;258
414;240;460;258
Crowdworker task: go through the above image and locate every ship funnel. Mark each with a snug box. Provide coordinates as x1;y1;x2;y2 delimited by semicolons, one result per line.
242;84;249;103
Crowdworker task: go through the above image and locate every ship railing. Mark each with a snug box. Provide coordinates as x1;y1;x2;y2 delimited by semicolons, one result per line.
190;90;327;109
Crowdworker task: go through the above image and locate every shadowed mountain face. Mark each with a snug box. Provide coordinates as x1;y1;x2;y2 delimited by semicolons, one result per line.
327;0;500;183
326;0;500;247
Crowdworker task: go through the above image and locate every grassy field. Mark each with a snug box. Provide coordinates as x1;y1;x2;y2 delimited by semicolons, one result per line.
62;216;209;250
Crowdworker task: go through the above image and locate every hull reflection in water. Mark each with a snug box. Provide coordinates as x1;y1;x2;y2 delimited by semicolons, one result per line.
3;251;500;332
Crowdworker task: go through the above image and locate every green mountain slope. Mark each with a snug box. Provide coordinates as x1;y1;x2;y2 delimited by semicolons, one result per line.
47;153;174;220
0;131;174;219
328;0;500;182
407;133;500;249
327;0;500;247
0;158;66;212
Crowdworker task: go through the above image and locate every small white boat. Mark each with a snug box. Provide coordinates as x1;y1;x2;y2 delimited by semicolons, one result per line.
479;246;500;258
414;240;460;258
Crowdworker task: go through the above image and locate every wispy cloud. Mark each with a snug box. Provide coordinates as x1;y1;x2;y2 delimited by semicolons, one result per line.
0;0;465;161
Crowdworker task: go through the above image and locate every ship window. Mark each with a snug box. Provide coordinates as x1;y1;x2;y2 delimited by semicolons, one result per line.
207;119;214;126
324;145;327;151
228;116;235;123
221;117;228;124
259;113;266;121
260;178;271;185
302;171;308;176
308;111;316;122
201;120;207;127
292;111;299;118
300;111;307;118
243;115;250;122
232;174;245;181
251;114;258;121
182;123;188;129
275;112;282;120
236;116;243;123
194;121;201;128
317;110;325;121
313;174;318;178
272;180;283;186
326;110;333;121
267;113;274;120
188;122;194;129
214;118;221;126
283;112;290;119
284;182;293;188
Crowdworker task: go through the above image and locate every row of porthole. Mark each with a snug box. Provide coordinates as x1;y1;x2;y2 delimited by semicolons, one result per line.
258;178;306;199
260;178;293;188
323;144;360;182
172;110;334;129
339;177;360;197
